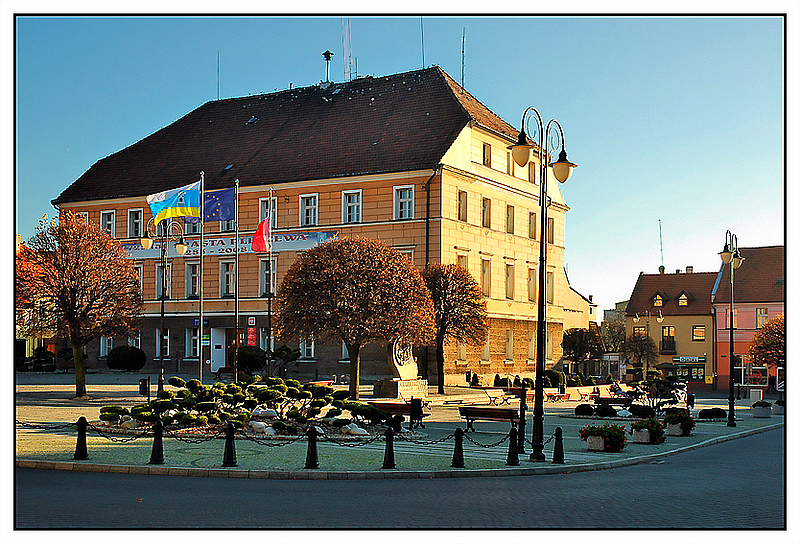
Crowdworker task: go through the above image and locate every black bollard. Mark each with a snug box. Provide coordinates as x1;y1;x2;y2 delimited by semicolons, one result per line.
451;427;465;468
73;416;88;460
149;419;165;465
518;385;527;455
222;422;237;467
506;426;519;466
382;427;396;469
552;427;565;464
305;426;319;469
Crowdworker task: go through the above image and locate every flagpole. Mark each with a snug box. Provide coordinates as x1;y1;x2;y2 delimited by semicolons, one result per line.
267;187;273;376
234;179;240;379
199;171;205;384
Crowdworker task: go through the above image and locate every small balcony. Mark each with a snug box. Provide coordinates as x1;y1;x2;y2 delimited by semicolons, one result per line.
660;338;677;355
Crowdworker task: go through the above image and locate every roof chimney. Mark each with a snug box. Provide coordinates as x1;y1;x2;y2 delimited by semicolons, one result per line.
323;50;334;83
686;266;693;273
676;269;681;274
659;265;665;274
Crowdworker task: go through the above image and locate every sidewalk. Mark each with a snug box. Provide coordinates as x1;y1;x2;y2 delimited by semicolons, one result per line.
15;376;784;479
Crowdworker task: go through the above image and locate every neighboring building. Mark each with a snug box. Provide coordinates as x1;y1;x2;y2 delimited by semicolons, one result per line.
52;66;579;386
625;268;718;388
711;245;784;390
562;269;597;330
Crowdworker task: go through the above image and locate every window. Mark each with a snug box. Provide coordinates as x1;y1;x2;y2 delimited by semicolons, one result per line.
260;329;275;354
692;325;706;341
396;248;414;263
633;327;646;336
155;328;170;359
528;162;537;184
220;219;236;232
653;294;663;307
128;209;143;238
342;189;362;224
546;330;553;359
73;211;89;224
481;198;491;228
259;196;278;228
505;263;515;300
184;220;200;234
128;331;140;349
457;253;468;270
300;337;315;359
185;263;199;298
100;336;113;357
481;258;491;297
220;261;235;297
481;339;490;362
662;326;675;339
156;263;171;299
457;342;467;362
547;217;555;244
259;257;277;297
527;268;537;302
134;264;143;294
505;330;514;361
528;330;536;361
528;212;537;239
482;142;491;167
506;151;513;175
394;186;414;220
457;190;468;222
300;194;318;226
756;308;768;328
186;328;199;358
546;271;554;304
678;294;689;306
341;342;350;361
725;308;738;329
100;211;115;236
505;205;515;234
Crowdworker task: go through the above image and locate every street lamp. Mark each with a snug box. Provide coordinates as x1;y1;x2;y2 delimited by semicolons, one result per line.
510;106;576;461
633;309;663;379
720;230;744;427
141;218;188;393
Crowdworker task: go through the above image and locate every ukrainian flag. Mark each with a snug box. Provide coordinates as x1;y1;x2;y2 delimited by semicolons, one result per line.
146;181;201;225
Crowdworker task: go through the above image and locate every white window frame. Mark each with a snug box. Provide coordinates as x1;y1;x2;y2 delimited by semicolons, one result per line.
73;211;89;224
184;220;200;234
725;308;738;329
100;336;113;357
186;328;199;358
506;204;515;234
457;190;468;222
128;208;143;238
692;325;706;341
528;162;537;184
185;262;199;299
527;330;536;362
505;330;514;362
220;261;236;297
481;197;491;228
528;212;537;239
341;189;362;224
393;185;415;220
505;263;515;300
300;337;315;360
756;308;768;329
134;264;144;294
155;327;170;359
100;210;116;237
482;142;491;167
128;331;140;349
546;271;554;304
456;253;468;270
300;193;318;226
396;248;414;264
259;196;279;228
547;217;555;244
457;342;467;363
527;267;537;302
259;257;277;297
481;258;491;297
156;263;171;299
220;219;236;232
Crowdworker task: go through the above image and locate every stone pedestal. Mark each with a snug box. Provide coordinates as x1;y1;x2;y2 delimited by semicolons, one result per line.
631;429;651;444
752;406;772;418
666;423;683;436
586;436;605;451
373;378;428;399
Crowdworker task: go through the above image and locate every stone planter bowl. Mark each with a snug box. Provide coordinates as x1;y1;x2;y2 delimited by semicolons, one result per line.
752;406;772;418
632;429;651;444
773;404;784;415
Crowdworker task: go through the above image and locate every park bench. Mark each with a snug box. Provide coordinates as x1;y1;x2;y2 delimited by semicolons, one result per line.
367;399;429;429
458;406;519;432
482;388;511;406
593;396;633;408
213;367;235;382
546;392;570;402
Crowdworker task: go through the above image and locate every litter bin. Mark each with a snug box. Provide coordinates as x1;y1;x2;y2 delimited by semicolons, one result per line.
686;393;695;410
749;388;763;404
559;383;566;395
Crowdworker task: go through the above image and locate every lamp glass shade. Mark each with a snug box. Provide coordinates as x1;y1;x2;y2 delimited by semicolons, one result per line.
732;252;745;269
175;239;189;255
141;236;153;250
550;149;577;183
719;246;733;264
511;144;533;167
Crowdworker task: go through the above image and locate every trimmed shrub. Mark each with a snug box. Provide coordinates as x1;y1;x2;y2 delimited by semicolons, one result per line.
161;415;174;426
178;397;197;410
106;345;147;371
186;379;202;391
389;414;404;432
574;403;595;416
272;420;287;432
156;389;175;400
168;376;186;388
698;408;726;419
149;399;177;414
332;390;350;401
264;376;284;386
181;413;198;426
195;415;209;426
285;379;302;389
629;404;656;418
595;404;618;418
207;414;221;425
243;398;258;410
325;408;342;418
100;405;129;415
195;401;217;413
331;418;351;428
136;411;160;423
175;389;190;398
99;412;120;422
236;346;267;375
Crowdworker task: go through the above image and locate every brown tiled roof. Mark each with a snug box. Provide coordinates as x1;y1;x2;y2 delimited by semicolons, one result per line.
713;245;785;304
626;271;718;317
53;66;520;205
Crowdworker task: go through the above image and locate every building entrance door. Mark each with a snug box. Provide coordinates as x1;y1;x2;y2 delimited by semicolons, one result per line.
225;328;247;370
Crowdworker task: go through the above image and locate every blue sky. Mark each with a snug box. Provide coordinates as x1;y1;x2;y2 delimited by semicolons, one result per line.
10;11;796;315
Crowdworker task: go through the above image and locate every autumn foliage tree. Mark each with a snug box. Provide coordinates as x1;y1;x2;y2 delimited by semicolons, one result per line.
422;263;488;394
749;314;785;369
561;327;604;375
15;212;143;397
275;237;435;399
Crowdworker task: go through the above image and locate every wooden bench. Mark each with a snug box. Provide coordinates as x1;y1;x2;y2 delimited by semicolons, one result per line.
594;396;633;408
367;400;430;429
458;406;519;432
546;392;570;402
482;388;511;406
213;367;235;382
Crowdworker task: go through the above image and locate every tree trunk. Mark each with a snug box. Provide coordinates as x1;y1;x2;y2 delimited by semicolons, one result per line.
348;344;361;400
436;330;446;395
71;340;87;398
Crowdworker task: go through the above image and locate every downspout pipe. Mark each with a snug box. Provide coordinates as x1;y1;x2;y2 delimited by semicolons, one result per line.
424;164;442;266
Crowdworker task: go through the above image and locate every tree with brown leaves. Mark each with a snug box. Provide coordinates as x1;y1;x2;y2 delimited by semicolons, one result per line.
749;314;785;369
275;237;435;399
422;263;487;394
16;212;143;397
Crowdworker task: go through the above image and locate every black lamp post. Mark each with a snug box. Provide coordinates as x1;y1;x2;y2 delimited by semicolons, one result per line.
510;107;576;461
141;218;188;393
720;230;744;427
633;309;663;380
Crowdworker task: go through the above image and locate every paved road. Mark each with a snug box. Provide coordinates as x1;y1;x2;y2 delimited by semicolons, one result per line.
15;427;784;530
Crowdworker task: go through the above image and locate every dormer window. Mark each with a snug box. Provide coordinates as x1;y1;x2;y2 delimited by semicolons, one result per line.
678;294;688;306
653;294;663;307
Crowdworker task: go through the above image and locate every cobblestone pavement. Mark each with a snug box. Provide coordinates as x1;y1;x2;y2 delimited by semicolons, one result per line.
14;427;786;532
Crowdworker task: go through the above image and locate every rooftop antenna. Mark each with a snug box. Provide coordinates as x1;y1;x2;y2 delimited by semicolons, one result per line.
217;51;220;100
420;17;425;68
342;18;353;81
658;219;665;269
323;50;334;82
461;27;465;89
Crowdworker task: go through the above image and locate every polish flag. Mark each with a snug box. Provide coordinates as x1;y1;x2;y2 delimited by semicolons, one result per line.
251;218;271;253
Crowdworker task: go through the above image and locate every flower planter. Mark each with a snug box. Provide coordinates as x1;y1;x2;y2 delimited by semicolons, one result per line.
752;406;772;418
773;405;784;415
666;423;683;436
586;435;605;451
631;429;651;444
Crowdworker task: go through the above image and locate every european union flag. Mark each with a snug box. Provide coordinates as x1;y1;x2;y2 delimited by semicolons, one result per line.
185;187;236;223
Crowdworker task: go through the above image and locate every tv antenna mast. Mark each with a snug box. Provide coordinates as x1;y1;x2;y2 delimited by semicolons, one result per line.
659;219;665;269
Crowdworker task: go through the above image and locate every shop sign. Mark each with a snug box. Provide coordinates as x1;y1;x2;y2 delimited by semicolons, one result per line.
673;356;706;363
247;328;257;346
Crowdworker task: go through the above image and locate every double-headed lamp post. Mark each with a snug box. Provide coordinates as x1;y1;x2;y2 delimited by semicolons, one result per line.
141;218;188;393
510;106;576;461
633;309;663;379
720;230;744;427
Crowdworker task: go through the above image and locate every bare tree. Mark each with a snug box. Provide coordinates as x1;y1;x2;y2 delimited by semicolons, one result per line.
275;237;435;399
562;327;604;375
16;212;142;397
620;333;659;381
422;263;488;394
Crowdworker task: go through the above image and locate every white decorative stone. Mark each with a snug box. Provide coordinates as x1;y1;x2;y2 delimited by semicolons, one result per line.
120;415;132;422
249;421;267;432
586;435;605;451
344;425;369;436
632;429;651;444
121;420;139;429
264;427;276;435
666;423;683;436
253;408;277;418
617;409;632;418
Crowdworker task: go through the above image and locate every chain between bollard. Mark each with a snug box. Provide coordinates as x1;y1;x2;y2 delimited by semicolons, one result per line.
523;430;557;448
323;431;385;447
87;422;152;443
396;432;455;446
164;425;226;444
462;432;510;448
16;419;77;430
237;432;304;447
